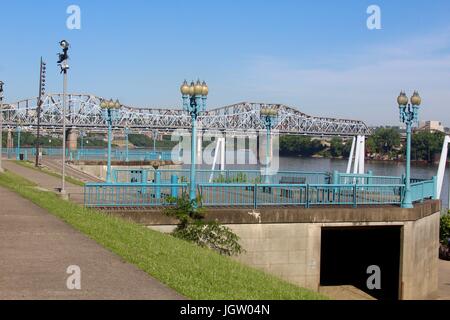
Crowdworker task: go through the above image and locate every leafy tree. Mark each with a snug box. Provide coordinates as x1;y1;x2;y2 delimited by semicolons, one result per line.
367;128;401;154
280;136;325;157
410;131;445;162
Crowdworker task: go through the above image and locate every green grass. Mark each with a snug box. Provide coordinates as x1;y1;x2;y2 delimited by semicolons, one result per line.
14;160;85;186
0;170;326;300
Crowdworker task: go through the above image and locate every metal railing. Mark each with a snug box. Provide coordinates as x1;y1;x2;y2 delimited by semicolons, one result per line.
411;178;437;203
84;173;437;209
84;183;188;208
112;168;330;185
198;183;404;208
334;171;403;185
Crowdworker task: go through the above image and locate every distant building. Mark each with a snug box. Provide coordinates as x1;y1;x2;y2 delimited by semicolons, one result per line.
418;121;445;133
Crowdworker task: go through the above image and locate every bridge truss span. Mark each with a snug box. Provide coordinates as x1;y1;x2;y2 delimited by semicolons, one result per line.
1;94;371;137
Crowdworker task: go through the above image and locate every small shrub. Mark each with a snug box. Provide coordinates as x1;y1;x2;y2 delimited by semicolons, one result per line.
441;214;450;245
173;221;243;256
164;194;243;256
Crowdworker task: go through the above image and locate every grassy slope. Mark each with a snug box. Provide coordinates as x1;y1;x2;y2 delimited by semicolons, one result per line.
0;170;326;300
14;161;85;186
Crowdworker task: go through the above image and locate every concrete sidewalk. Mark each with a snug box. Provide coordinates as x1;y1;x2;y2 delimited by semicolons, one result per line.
2;161;85;204
0;185;183;300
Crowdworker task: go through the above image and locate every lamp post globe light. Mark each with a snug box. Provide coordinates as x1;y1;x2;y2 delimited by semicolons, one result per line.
57;39;70;196
260;106;279;184
0;80;4;172
180;79;209;204
397;91;422;209
101;98;121;183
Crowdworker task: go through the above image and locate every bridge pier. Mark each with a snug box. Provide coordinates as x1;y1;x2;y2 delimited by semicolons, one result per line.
66;129;78;151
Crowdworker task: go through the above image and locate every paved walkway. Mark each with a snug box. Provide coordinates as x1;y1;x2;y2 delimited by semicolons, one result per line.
2;161;85;204
0;185;183;300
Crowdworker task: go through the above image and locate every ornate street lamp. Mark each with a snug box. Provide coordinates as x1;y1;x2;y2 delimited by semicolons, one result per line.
0;80;4;172
397;91;422;208
100;98;121;183
260;106;279;184
180;79;209;204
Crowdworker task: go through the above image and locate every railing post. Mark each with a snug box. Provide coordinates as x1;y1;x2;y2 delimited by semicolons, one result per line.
142;170;148;194
432;176;438;200
367;170;373;185
306;184;310;208
171;175;178;198
333;170;339;184
155;171;161;201
253;184;258;209
332;171;339;202
353;184;357;208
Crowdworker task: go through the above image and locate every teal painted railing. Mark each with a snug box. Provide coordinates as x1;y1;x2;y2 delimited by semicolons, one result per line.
333;171;403;185
84;183;188;207
26;147;173;162
112;168;330;185
84;171;437;208
410;177;437;203
198;183;404;208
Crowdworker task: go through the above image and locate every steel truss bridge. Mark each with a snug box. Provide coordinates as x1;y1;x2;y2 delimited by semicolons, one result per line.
1;93;371;137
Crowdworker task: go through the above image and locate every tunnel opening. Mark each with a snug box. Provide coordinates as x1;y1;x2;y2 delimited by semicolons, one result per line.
320;226;402;300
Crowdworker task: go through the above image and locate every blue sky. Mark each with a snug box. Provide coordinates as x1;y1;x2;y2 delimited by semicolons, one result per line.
1;0;450;126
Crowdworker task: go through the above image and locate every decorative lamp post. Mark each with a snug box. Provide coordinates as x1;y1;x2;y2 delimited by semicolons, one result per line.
397;91;421;208
100;98;121;183
0;80;4;172
260;106;279;184
180;79;208;204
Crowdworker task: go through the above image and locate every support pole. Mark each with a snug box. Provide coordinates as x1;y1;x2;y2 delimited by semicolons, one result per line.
358;135;365;175
436;135;450;199
402;124;413;208
190;112;198;203
346;136;356;174
61;70;67;196
353;136;361;175
106;111;112;183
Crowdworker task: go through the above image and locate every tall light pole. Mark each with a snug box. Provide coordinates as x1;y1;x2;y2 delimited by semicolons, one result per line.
100;99;121;183
397;91;422;209
260;106;279;184
16;122;22;161
125;126;129;163
152;130;158;154
35;58;47;167
58;40;70;196
0;80;4;172
180;80;208;204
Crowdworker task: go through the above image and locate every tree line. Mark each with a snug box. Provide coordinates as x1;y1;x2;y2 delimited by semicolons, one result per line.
280;128;448;162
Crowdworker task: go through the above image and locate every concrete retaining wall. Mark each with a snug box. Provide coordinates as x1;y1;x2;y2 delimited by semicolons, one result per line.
134;201;441;300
